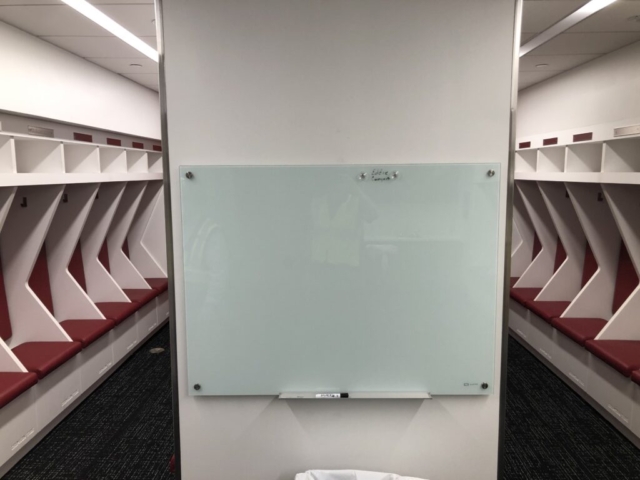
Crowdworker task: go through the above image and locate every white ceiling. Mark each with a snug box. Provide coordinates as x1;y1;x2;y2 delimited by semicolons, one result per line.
0;0;638;93
0;0;159;91
520;0;640;89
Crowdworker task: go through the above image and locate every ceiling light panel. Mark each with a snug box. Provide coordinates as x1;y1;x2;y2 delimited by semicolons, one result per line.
520;0;618;57
61;0;158;62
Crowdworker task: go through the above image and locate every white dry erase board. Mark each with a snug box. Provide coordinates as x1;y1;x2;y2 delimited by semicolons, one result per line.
180;164;501;396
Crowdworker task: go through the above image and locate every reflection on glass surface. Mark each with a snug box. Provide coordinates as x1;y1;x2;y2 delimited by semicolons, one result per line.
180;164;501;396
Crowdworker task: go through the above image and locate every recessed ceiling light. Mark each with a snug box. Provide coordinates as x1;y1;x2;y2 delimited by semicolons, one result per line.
535;64;549;68
61;0;159;62
520;0;618;57
130;63;143;68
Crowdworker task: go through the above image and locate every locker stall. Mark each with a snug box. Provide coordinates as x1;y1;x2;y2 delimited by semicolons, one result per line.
510;47;640;439
0;129;168;472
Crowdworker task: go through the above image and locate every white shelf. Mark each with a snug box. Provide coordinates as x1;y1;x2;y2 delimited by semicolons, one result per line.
14;137;64;174
0;172;163;187
515;136;640;185
537;146;565;173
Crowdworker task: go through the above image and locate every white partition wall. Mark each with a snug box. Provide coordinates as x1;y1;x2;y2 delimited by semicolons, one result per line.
159;1;518;479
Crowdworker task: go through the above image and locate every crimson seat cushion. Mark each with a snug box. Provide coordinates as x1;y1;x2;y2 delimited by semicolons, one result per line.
551;317;607;346
12;341;82;379
526;301;570;323
96;302;139;325
124;289;158;306
510;288;541;307
0;372;38;409
145;278;168;293
585;340;640;377
631;370;640;387
60;319;115;348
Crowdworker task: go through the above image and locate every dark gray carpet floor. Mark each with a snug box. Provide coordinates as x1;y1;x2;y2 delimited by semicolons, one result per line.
6;329;640;479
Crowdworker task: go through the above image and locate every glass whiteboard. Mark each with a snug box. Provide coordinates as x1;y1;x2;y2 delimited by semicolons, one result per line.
180;164;501;396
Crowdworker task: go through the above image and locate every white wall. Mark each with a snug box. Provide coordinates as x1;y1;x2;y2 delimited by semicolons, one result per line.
0;21;160;140
517;40;640;138
162;1;516;479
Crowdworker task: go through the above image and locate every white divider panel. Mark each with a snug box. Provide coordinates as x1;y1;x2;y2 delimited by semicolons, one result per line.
0;341;25;372
598;184;640;340
514;181;558;289
0;187;16;232
126;151;148;173
142;183;167;274
0;185;70;347
14;138;64;174
80;182;129;303
148;153;163;174
516;150;536;173
46;183;103;321
565;143;603;173
128;181;165;278
536;182;585;301
511;186;536;277
107;181;148;289
563;183;620;319
63;144;100;174
0;136;16;174
602;138;640;173
537;147;565;173
99;147;127;174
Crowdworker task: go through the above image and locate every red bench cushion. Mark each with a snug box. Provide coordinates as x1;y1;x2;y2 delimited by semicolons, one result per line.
551;317;607;346
95;302;139;325
585;340;640;377
631;370;640;387
526;301;570;323
60;319;115;348
510;288;541;307
145;278;168;293
124;289;158;306
0;372;38;409
13;341;82;379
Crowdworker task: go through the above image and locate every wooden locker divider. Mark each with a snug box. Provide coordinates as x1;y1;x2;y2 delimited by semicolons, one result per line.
79;183;129;303
45;183;102;321
536;182;586;302
511;186;536;279
563;183;619;320
0;185;70;347
127;181;166;279
514;181;558;290
141;183;168;274
106;181;149;290
597;184;640;340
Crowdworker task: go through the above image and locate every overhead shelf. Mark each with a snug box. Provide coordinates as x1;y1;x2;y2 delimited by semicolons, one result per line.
515;136;640;184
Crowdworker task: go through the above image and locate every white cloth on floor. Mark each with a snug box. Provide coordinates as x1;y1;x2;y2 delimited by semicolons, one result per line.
294;470;426;480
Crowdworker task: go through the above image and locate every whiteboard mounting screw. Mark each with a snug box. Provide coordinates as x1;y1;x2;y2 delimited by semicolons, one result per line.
185;171;194;179
391;171;399;179
194;383;201;391
481;383;489;390
487;170;495;178
358;172;367;180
